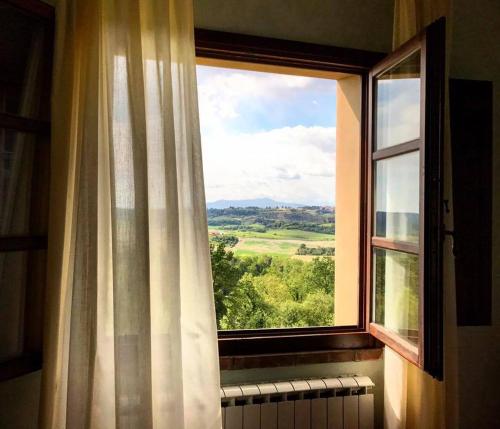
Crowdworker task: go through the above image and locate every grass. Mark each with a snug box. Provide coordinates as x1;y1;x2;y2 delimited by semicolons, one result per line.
234;238;299;256
209;227;335;258
209;227;334;241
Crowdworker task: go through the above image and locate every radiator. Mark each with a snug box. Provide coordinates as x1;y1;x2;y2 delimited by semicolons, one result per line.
220;376;374;429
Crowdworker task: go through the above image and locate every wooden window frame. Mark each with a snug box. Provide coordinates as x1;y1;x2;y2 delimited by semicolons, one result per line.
195;29;387;368
196;23;444;376
367;19;445;378
0;0;54;382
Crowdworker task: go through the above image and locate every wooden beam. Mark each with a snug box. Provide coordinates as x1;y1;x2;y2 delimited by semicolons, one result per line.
195;28;385;74
372;139;420;161
0;112;50;134
371;237;419;254
3;0;54;21
0;235;48;252
0;353;42;382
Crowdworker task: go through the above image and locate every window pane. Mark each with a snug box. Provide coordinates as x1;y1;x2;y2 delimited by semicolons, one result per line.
0;130;49;235
375;151;419;244
373;248;419;346
0;250;46;362
0;4;49;119
376;51;421;150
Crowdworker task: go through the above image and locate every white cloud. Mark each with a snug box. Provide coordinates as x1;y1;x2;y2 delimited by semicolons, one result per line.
376;78;420;148
196;65;335;136
201;125;336;205
196;66;337;206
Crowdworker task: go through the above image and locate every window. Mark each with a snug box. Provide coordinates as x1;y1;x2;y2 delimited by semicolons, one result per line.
196;19;444;378
368;21;445;377
197;64;360;332
0;0;54;381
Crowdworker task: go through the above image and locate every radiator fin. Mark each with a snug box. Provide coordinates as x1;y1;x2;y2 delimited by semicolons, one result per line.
327;397;343;429
295;399;311;428
277;402;294;429
243;404;260;429
226;406;243;429
260;403;277;429
311;398;327;428
359;394;374;429
344;396;359;429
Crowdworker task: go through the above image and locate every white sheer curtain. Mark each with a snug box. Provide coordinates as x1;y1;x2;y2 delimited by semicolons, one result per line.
40;1;221;428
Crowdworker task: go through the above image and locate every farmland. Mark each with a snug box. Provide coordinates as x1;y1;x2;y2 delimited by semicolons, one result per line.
207;205;337;329
207;206;335;259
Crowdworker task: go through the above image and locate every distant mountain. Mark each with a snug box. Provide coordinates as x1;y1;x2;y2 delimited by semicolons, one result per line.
206;198;305;209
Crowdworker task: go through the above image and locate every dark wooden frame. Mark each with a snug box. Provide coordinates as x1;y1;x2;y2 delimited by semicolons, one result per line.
195;29;387;367
367;18;445;378
3;0;54;20
0;0;54;382
195;29;385;74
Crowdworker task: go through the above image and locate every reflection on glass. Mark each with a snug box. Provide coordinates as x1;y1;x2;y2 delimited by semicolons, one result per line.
375;151;419;243
0;131;47;235
373;248;419;345
376;51;421;149
0;4;48;119
0;250;46;362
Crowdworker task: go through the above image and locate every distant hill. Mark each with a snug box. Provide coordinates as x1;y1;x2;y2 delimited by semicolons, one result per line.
207;198;305;209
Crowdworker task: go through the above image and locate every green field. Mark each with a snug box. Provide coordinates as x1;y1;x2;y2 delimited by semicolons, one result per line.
209;227;334;258
210;227;332;241
208;206;335;259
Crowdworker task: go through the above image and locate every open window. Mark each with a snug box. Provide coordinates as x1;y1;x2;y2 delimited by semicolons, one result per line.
367;18;445;378
196;19;445;377
197;62;361;332
195;30;385;367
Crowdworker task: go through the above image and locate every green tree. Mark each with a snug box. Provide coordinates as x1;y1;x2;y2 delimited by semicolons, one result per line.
219;273;272;329
210;242;241;327
305;257;335;295
210;244;337;330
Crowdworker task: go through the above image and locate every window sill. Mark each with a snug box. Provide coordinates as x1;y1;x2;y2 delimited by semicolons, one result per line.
0;353;42;382
218;331;383;370
219;347;383;371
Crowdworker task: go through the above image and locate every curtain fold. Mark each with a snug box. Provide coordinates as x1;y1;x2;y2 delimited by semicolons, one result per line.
393;0;449;48
40;1;221;428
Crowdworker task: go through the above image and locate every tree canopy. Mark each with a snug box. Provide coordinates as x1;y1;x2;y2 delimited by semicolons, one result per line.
210;242;335;329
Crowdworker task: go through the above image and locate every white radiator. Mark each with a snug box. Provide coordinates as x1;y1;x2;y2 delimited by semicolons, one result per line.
220;376;374;429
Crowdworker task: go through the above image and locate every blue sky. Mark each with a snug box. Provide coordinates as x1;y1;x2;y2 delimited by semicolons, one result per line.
196;65;337;206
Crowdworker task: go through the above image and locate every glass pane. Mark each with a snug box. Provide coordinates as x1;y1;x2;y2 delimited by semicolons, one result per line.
0;250;46;362
0;4;49;119
373;248;419;346
0;130;49;235
375;151;419;243
376;51;421;150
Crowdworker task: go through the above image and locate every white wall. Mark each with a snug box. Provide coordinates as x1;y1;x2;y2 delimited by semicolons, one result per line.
450;1;500;428
194;0;394;52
